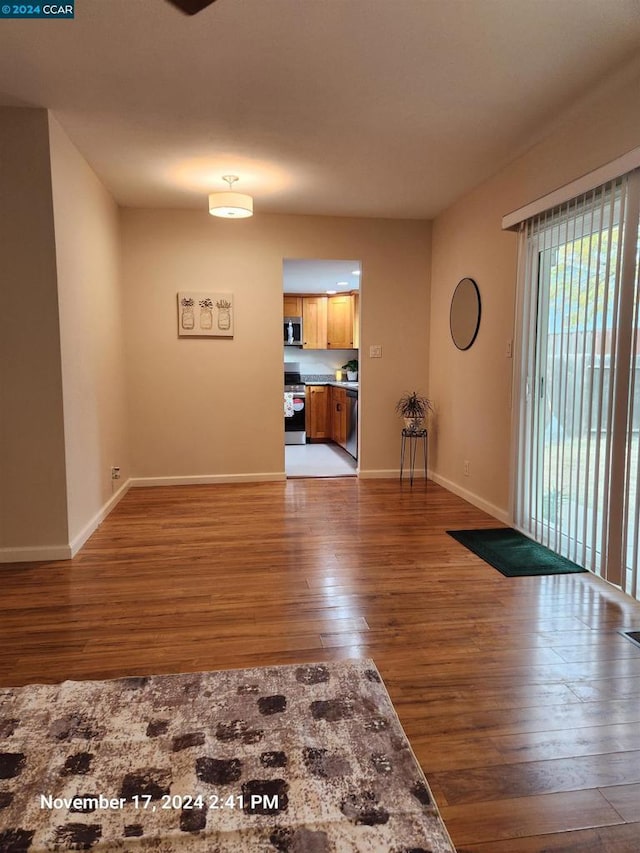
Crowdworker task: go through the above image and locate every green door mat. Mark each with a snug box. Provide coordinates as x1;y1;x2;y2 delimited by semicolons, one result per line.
447;528;587;577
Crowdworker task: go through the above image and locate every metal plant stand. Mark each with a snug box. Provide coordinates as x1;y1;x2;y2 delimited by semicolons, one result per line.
400;428;428;485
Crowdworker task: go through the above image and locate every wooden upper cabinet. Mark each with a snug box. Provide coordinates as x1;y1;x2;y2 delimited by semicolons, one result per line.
302;296;328;349
284;292;357;349
283;295;302;317
327;295;354;349
353;292;360;349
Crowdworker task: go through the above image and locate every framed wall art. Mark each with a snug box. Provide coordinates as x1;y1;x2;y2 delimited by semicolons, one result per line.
178;292;234;337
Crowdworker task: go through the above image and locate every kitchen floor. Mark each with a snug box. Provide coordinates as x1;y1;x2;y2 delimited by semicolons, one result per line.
285;442;357;477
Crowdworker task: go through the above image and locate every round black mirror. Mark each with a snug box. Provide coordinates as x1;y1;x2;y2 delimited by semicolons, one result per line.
450;277;481;350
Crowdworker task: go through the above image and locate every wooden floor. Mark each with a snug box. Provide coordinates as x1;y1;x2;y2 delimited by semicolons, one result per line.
3;478;640;851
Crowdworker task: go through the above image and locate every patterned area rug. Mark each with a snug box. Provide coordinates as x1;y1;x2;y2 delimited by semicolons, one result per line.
0;659;455;852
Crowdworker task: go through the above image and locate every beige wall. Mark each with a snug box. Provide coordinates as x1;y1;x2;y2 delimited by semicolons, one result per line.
121;211;431;480
0;108;69;554
48;116;130;547
429;59;640;518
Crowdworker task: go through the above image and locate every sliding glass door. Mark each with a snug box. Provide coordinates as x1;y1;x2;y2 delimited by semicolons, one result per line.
515;169;640;599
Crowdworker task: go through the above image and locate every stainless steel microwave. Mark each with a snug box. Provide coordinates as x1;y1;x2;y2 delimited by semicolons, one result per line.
284;317;303;346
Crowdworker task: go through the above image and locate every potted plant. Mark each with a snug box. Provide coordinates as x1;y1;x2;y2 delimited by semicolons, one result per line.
342;358;359;381
396;391;433;432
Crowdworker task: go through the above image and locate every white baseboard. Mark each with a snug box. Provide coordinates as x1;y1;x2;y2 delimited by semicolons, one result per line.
428;470;511;524
359;468;429;480
130;472;286;487
69;478;132;557
0;543;73;564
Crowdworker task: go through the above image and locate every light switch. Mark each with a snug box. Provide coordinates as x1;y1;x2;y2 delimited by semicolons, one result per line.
369;344;382;358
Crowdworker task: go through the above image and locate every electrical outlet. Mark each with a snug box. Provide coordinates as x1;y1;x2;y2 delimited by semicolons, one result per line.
369;344;382;358
463;460;470;477
111;466;121;480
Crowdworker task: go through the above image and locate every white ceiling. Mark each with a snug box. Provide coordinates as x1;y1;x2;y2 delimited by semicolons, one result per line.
1;0;639;219
283;259;361;293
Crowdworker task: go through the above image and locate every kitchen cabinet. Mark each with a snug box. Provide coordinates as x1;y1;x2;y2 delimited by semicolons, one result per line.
353;292;360;349
306;385;331;439
331;386;348;449
283;295;302;317
327;294;354;349
302;296;328;349
283;292;358;349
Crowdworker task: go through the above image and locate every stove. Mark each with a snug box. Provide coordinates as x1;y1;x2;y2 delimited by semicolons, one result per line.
284;368;304;393
284;366;306;445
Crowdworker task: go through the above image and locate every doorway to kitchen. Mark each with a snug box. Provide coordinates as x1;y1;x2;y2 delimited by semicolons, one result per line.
283;259;360;478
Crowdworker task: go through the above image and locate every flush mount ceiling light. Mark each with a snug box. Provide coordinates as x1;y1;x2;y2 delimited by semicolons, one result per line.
208;175;253;219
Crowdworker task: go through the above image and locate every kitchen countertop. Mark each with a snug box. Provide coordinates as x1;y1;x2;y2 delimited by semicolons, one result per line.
305;380;358;390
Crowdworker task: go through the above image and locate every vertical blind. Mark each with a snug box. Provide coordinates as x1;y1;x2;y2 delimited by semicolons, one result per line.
515;168;640;599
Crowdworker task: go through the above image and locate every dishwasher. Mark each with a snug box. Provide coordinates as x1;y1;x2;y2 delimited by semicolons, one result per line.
346;388;358;460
